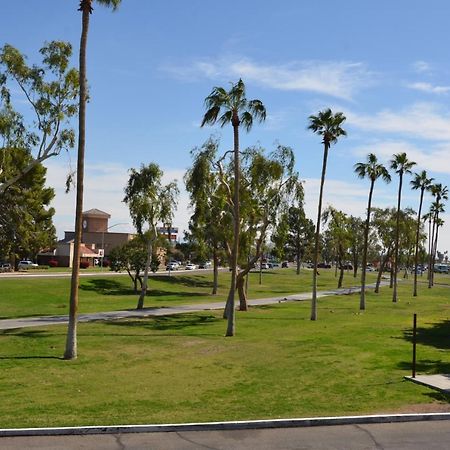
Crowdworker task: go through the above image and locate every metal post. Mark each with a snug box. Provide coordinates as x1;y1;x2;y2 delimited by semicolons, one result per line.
412;313;417;378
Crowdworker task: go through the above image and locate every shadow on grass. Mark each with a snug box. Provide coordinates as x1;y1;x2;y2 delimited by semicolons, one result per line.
398;359;450;375
403;320;450;350
104;314;220;331
79;276;214;298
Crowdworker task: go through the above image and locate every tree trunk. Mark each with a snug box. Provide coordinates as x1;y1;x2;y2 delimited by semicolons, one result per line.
64;2;90;360
413;189;424;296
225;121;240;336
360;180;374;310
296;252;301;275
212;248;219;295
237;275;247;311
392;173;403;303
428;217;436;288
375;249;390;293
312;142;329;321
137;237;152;309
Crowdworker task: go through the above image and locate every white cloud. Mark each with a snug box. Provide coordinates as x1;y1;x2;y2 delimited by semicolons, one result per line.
347;102;450;141
412;60;432;74
407;82;450;94
163;56;374;100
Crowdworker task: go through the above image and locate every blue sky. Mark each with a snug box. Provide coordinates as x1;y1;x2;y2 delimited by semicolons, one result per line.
3;0;450;252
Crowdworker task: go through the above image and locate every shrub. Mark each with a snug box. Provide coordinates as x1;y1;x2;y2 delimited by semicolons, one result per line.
102;259;110;268
48;259;59;268
80;261;89;269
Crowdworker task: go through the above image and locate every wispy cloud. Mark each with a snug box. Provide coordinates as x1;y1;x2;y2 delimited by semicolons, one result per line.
162;56;374;100
347;102;450;141
352;140;450;176
412;60;432;74
406;82;450;94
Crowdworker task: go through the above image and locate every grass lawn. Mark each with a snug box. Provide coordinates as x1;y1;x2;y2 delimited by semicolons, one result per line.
0;268;382;319
0;279;449;428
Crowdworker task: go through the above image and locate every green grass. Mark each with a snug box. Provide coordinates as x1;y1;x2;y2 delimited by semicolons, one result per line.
0;268;382;319
0;279;449;428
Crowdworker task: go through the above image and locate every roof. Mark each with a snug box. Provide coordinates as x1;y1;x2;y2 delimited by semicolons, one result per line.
82;208;111;218
79;244;99;257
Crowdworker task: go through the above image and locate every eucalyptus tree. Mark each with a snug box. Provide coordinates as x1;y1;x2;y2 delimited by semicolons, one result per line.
410;170;434;296
322;206;351;289
65;0;121;360
308;108;347;320
0;41;78;194
201;79;266;336
234;145;300;309
348;216;365;278
389;153;416;303
185;137;226;295
123;163;178;309
354;153;391;310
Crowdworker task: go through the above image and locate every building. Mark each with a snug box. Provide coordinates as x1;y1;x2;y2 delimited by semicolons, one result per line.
39;209;134;267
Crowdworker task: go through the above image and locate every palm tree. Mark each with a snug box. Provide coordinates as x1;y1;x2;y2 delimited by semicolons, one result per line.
354;153;391;310
428;183;448;286
389;153;416;303
410;170;434;296
201;79;266;336
308;108;347;320
65;0;121;360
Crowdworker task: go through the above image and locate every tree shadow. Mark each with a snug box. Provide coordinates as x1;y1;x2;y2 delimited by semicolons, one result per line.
0;329;54;338
157;275;214;289
0;355;63;360
145;289;210;298
79;278;133;296
398;359;450;375
403;320;450;350
103;314;219;331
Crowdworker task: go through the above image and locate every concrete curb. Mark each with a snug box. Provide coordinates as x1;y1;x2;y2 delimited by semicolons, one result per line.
1;413;450;437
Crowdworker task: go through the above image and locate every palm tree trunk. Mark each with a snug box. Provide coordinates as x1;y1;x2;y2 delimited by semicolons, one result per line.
413;189;425;296
360;180;374;310
64;2;90;360
311;142;329;320
428;217;436;288
137;237;152;309
226;121;240;336
392;173;403;303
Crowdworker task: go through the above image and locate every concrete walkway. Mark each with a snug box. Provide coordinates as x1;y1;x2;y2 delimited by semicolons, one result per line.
405;375;450;394
0;285;369;331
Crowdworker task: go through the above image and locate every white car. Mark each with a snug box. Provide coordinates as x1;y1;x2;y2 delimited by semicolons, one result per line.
185;263;197;270
18;260;38;270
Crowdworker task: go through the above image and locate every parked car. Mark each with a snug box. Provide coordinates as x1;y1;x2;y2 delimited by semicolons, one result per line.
0;263;12;272
166;262;178;271
317;262;331;269
185;263;197;270
341;263;353;270
260;262;270;269
18;260;38;270
199;261;212;269
281;261;289;268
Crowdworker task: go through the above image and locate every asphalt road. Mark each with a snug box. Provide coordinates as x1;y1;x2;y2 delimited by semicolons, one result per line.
1;420;449;449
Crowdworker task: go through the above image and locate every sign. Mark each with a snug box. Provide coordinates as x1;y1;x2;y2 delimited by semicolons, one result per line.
98;249;104;257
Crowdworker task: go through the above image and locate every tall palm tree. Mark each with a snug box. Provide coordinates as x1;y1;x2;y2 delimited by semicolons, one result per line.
308;108;347;320
354;153;391;310
64;0;121;360
201;79;266;336
410;170;434;296
389;153;416;303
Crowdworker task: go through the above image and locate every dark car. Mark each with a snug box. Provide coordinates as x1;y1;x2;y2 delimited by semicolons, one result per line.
281;261;289;268
341;263;353;270
317;263;331;269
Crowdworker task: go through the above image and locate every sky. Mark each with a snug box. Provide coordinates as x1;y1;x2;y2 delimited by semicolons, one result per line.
2;0;450;254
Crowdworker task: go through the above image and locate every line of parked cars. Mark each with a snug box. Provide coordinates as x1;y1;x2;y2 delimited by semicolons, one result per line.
165;261;212;271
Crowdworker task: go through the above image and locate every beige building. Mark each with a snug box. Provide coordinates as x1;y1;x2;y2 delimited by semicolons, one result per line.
40;209;135;268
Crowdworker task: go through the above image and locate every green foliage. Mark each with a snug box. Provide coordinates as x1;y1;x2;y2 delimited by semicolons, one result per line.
0;148;56;262
0;41;78;193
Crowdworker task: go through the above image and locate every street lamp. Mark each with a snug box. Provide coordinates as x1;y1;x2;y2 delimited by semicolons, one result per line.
100;222;129;270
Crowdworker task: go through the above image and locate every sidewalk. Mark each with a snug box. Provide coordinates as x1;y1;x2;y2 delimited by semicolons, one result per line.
0;285;371;331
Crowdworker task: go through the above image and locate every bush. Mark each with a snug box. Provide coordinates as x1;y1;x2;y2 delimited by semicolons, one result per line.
102;259;110;268
48;259;59;268
80;261;90;269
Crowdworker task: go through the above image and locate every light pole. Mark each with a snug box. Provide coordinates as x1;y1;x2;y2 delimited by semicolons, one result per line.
100;222;129;270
